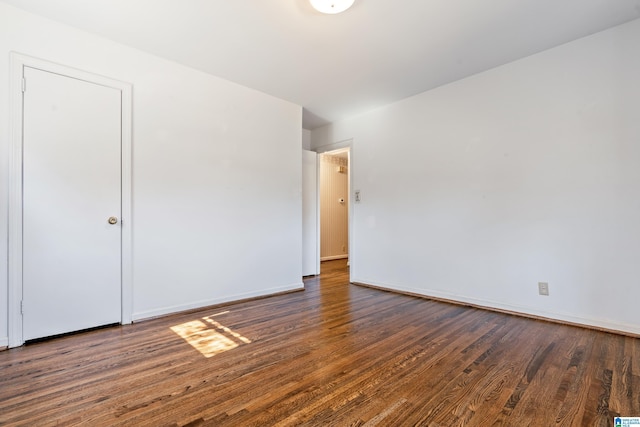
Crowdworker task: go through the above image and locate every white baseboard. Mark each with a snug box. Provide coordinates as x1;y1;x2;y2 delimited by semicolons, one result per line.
353;278;640;337
131;282;304;322
321;255;348;261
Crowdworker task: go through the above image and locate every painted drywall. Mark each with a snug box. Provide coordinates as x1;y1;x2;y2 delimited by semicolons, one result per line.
320;155;349;260
312;19;640;335
302;129;312;150
0;2;303;345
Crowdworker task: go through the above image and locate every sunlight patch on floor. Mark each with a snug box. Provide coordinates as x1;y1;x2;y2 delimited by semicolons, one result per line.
170;314;251;358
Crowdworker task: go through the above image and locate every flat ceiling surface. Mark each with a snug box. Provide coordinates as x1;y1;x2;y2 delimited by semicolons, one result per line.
4;0;640;129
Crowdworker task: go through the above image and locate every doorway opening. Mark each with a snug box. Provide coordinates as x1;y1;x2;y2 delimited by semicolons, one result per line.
319;148;350;267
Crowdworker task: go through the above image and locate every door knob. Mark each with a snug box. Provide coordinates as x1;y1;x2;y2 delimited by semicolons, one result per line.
108;216;118;225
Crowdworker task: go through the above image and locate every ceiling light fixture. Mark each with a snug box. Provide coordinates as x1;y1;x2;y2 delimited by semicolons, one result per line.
309;0;355;14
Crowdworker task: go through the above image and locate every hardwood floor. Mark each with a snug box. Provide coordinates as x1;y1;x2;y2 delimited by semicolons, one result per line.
1;259;639;426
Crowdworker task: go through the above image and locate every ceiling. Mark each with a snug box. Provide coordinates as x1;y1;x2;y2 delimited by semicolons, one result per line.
4;0;640;129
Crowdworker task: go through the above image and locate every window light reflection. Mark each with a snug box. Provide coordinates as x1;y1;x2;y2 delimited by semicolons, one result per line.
170;315;251;358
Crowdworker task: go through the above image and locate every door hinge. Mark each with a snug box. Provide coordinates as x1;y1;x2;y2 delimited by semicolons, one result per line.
22;77;26;93
20;300;24;314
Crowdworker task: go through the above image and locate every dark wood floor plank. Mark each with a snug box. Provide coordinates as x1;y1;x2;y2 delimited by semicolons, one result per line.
1;258;639;426
402;318;541;425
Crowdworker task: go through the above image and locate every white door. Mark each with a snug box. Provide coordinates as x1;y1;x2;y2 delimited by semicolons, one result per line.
22;66;122;341
302;150;319;276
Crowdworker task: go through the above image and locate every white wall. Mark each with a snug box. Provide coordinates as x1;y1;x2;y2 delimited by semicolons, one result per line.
312;19;640;335
302;129;312;150
0;2;303;345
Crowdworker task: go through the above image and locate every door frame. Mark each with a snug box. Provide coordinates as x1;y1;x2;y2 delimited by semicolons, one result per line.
8;53;133;348
315;139;353;281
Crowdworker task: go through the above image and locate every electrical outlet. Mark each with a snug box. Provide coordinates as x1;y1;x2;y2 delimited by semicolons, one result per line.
355;190;361;203
538;282;549;296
